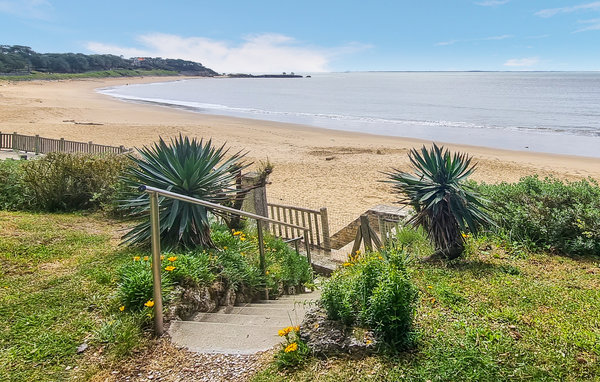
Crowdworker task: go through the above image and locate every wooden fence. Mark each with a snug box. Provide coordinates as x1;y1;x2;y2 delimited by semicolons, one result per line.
267;202;331;252
0;132;129;155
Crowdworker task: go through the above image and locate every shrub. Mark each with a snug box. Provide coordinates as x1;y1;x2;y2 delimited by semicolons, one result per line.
120;135;248;250
263;234;312;293
476;176;600;256
321;250;418;349
164;252;214;287
20;152;129;211
117;256;174;311
0;159;28;210
384;144;492;259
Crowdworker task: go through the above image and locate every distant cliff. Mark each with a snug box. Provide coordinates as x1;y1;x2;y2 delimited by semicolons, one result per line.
0;45;217;76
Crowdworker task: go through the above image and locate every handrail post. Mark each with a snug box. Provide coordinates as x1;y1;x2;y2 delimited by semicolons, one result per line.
256;220;268;299
149;191;164;336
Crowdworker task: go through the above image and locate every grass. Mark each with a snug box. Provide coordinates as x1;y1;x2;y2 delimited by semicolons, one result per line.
0;69;178;81
253;235;600;381
0;211;148;382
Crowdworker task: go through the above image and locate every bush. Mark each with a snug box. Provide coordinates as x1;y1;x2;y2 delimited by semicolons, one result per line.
21;152;129;211
321;250;418;349
117;256;174;311
0;159;28;210
476;176;600;256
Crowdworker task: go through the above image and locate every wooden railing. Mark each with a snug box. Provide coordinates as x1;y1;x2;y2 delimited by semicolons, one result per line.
0;131;130;155
267;203;331;252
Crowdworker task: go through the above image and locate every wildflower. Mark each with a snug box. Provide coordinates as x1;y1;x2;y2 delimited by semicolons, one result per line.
233;231;242;236
265;270;270;275
167;256;177;262
160;255;165;260
366;339;373;345
119;306;125;312
293;326;300;332
284;342;298;353
223;246;228;250
356;250;361;254
430;298;436;304
143;256;149;261
343;262;353;267
427;285;433;289
240;237;246;241
165;265;176;271
145;300;155;308
133;256;141;261
278;329;287;337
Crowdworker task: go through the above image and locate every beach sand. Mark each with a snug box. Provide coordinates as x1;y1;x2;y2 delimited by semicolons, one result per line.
2;76;599;230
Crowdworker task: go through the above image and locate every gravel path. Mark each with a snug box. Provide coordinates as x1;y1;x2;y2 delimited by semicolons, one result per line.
88;339;274;382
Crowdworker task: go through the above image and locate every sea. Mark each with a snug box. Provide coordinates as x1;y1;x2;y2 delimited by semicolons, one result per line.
98;72;600;158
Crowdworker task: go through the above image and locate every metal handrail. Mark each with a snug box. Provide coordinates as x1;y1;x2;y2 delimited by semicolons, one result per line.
139;185;312;336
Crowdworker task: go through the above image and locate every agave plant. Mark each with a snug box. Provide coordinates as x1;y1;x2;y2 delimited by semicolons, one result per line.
121;135;248;249
384;144;492;259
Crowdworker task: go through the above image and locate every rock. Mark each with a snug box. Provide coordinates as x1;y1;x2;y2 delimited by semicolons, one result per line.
300;306;378;358
168;286;218;320
76;343;88;354
219;287;236;308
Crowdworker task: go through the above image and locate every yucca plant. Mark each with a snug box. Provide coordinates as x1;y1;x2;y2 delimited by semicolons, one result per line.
121;135;248;249
384;144;492;260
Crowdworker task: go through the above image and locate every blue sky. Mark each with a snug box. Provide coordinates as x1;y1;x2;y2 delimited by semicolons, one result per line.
1;0;600;72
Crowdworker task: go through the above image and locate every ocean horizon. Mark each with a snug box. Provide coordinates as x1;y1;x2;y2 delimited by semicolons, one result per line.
99;71;600;158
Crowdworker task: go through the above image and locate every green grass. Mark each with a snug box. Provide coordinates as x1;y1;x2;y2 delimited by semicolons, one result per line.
0;211;148;381
253;236;600;381
0;69;178;81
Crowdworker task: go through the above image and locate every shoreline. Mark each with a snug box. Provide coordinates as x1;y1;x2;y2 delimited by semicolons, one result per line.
2;76;600;229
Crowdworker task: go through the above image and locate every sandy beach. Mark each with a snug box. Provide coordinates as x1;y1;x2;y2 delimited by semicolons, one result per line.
2;76;600;229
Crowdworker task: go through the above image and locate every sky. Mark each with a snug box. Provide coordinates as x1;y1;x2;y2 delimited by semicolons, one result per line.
1;0;600;72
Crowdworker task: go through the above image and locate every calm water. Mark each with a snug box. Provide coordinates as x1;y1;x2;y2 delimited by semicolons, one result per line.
99;72;600;157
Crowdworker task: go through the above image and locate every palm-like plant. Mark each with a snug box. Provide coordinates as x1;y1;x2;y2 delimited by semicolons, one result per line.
384;144;492;260
121;135;248;249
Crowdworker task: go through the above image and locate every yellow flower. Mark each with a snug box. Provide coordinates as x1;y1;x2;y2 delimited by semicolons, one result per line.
223;246;228;250
293;326;300;332
233;231;242;236
427;285;433;289
167;256;177;262
144;300;155;308
143;256;149;261
278;329;287;337
343;262;353;267
284;342;298;353
133;256;141;261
355;250;361;254
160;255;165;260
430;298;436;304
240;237;246;241
165;265;176;272
265;270;270;275
119;306;125;312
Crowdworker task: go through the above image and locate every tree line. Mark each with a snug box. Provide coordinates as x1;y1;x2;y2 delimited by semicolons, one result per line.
0;45;217;75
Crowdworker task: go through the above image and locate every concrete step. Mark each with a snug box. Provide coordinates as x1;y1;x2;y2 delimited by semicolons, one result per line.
225;305;307;317
169;321;284;354
192;312;298;327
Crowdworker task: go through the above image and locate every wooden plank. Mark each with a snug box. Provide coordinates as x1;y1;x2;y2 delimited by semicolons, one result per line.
266;203;320;214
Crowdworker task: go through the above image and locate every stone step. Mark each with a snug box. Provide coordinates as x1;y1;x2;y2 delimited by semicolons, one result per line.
169;321;284;354
225;305;307;317
192;312;299;327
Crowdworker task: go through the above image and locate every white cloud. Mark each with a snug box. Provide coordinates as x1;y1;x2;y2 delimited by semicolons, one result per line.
535;1;600;18
503;57;539;67
474;0;510;6
435;34;513;46
0;0;53;20
85;33;370;73
574;18;600;32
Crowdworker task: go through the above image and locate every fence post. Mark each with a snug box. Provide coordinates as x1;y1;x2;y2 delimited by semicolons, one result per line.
360;214;373;252
59;138;65;152
119;145;125;153
34;135;40;155
88;141;93;154
12;132;18;151
149;192;164;336
320;207;331;252
303;228;312;270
